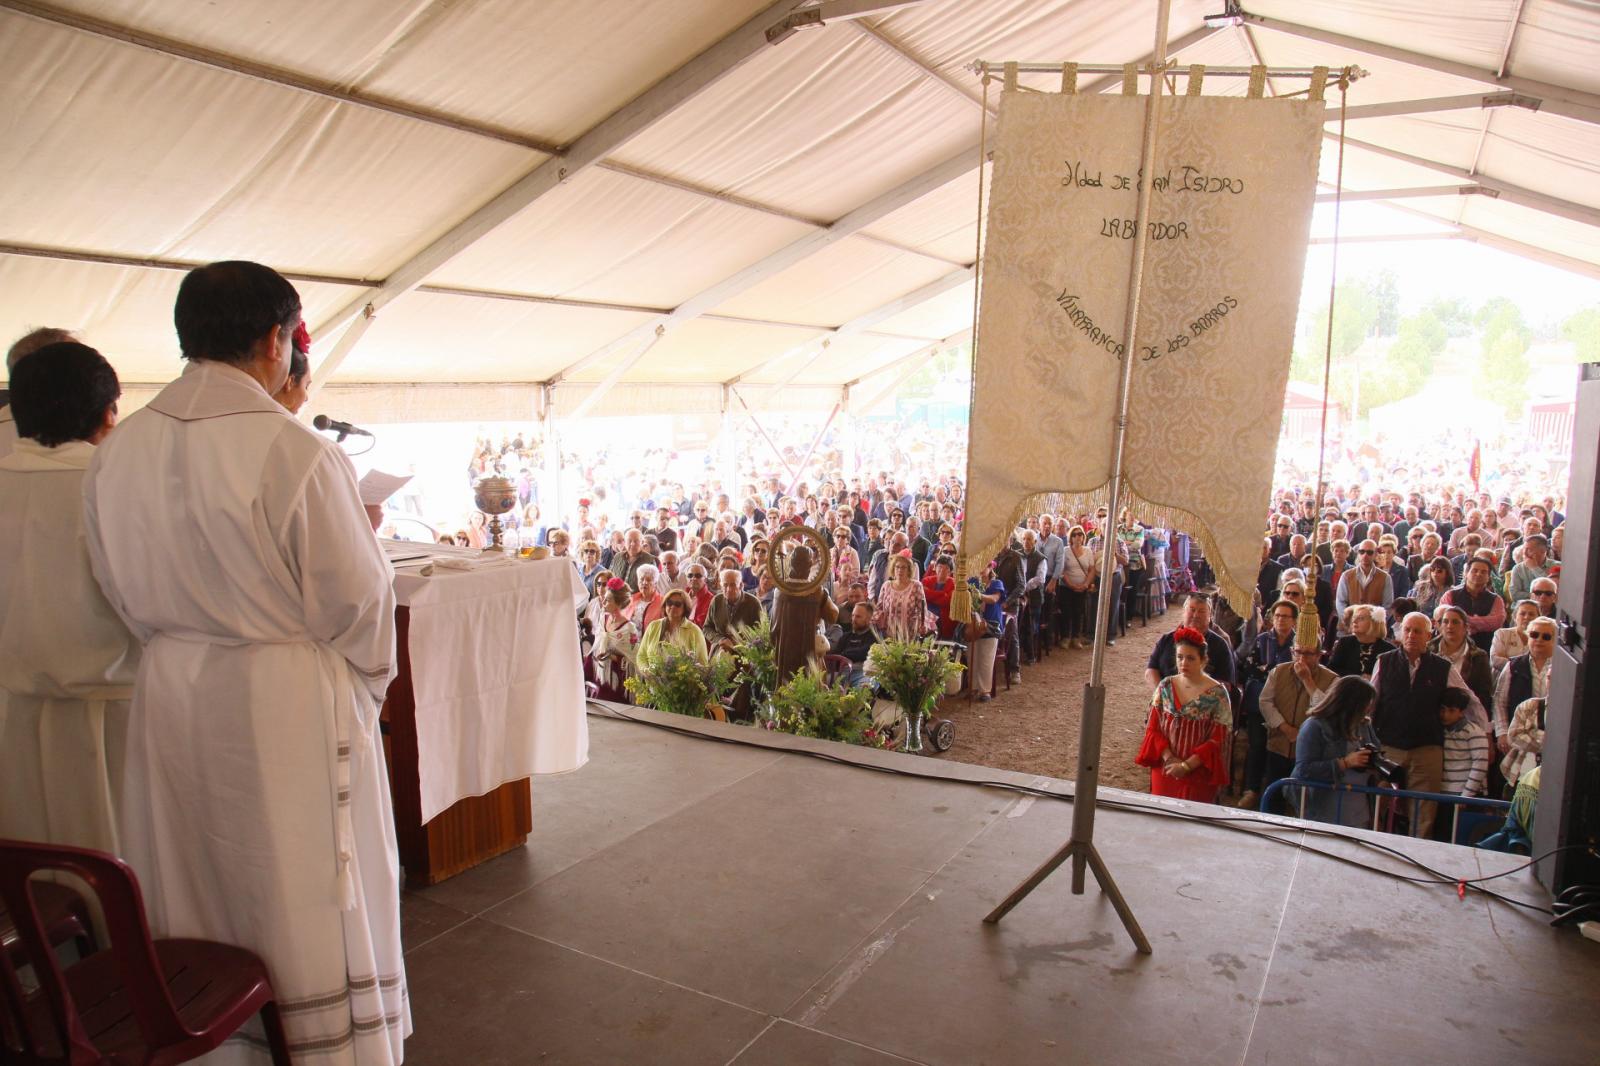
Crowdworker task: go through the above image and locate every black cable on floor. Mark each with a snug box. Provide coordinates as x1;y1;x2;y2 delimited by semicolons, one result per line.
589;703;1589;918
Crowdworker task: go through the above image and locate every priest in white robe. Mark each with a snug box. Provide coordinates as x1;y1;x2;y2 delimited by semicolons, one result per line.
83;262;408;1065
0;341;138;855
1;327;76;460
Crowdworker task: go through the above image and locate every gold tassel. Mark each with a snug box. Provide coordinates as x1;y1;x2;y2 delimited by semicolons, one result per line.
948;558;974;623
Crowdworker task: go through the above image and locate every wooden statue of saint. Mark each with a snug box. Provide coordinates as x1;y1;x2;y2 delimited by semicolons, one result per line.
772;543;839;686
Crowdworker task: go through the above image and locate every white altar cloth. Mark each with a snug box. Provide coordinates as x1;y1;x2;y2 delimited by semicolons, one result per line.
389;545;588;822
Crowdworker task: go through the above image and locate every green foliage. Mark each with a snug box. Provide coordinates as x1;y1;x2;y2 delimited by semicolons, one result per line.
1477;330;1532;419
1426;297;1474;338
1372;269;1401;336
763;670;888;748
1477;297;1530;356
1293;278;1378;383
730;613;777;700
867;638;962;718
1561;306;1600;364
626;643;737;718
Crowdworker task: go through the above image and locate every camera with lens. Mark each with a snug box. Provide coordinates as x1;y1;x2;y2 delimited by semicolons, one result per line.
1359;743;1406;787
1237;648;1271;686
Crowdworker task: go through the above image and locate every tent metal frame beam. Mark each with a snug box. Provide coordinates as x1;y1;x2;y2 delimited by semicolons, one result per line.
307;0;806;384
0;242;943;342
849;20;996;116
1242;10;1600;127
1336;134;1600;230
1335;190;1600;283
726;264;972;386
1332;91;1544;122
548;23;1223;388
0;0;565;155
1312;185;1488;203
766;0;928;45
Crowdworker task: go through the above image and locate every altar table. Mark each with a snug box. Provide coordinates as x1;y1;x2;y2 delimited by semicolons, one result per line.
380;547;588;886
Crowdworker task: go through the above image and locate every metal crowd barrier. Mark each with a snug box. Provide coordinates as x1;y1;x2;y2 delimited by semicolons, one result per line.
1259;777;1511;845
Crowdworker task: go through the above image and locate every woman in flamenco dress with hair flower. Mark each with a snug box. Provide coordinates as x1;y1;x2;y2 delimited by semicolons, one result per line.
1136;626;1232;803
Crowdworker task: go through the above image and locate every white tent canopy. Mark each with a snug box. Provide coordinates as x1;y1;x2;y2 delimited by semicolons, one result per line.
4;0;1599;422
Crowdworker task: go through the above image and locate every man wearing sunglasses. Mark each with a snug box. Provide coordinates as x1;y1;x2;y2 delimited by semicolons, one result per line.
1333;538;1393;635
1530;576;1559;619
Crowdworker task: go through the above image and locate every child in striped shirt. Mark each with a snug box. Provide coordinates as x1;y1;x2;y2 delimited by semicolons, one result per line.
1440;689;1490;799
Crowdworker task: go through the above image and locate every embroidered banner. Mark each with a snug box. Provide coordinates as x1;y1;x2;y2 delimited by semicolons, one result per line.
963;89;1325;611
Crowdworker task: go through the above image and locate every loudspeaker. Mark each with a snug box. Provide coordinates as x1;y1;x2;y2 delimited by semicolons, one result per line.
1535;362;1600;893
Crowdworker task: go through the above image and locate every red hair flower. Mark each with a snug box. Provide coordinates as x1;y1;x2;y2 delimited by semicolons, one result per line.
292;321;312;354
606;577;626;592
1173;626;1206;648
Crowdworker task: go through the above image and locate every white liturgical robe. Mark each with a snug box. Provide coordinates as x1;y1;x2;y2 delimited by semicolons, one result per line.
0;405;18;460
84;361;408;1065
0;437;138;853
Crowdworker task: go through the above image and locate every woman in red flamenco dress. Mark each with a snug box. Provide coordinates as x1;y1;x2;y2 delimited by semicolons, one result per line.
1136;626;1232;803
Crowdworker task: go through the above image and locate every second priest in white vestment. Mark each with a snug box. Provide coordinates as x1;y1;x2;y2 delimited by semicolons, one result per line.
84;261;408;1065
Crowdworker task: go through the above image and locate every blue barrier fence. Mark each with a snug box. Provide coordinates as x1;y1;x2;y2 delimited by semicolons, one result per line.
1260;777;1511;845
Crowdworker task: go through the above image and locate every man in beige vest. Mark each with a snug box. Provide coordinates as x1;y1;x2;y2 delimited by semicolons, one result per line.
1334;538;1392;636
1258;621;1337;810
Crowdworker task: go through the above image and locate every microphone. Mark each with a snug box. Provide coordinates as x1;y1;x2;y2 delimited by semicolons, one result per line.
312;414;373;439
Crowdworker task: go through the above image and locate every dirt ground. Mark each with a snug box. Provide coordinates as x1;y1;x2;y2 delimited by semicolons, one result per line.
926;603;1174;793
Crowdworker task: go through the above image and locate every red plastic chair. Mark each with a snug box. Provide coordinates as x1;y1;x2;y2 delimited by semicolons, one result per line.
0;839;290;1065
2;879;96;964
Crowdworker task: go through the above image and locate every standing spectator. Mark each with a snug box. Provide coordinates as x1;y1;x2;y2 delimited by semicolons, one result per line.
1145;594;1236;691
1370;613;1479;837
922;556;959;639
968;567;1006;701
876;555;929;642
1491;599;1541;673
1500;697;1545;795
1442;556;1506;652
1529;576;1558;618
1135;627;1231;804
1328;605;1395;679
1257;623;1338;810
1428;606;1493;721
1507;534;1554;603
1438;689;1490;815
1291;676;1380;827
1018;529;1048;662
1238;598;1300;809
1493;616;1556;756
1333;539;1392;632
1057;525;1096;649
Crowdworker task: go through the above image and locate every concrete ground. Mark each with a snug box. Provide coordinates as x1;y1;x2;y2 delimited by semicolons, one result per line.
398;707;1600;1066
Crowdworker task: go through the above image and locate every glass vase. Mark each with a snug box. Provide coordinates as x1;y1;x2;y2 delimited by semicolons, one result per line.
901;707;924;753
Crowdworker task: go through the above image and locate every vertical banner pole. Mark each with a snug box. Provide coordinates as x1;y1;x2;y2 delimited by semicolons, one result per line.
985;0;1171;956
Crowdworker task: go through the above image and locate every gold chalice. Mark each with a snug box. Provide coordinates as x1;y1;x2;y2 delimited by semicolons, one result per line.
473;475;517;552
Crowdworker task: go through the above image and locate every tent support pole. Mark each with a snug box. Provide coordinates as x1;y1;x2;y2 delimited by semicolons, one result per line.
541;385;561;538
732;388;797;484
785;403;841;499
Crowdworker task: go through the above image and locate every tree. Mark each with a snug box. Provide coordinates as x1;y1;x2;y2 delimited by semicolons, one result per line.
1372;269;1401;336
1292;279;1378;383
1477;329;1531;419
1562;306;1600;364
1426;296;1473;338
1476;297;1528;354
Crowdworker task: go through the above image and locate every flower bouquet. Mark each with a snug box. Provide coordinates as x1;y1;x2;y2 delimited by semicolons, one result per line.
626;642;737;718
763;670;888;748
866;638;963;752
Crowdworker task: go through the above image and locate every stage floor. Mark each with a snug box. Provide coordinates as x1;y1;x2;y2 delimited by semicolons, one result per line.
399;705;1600;1065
